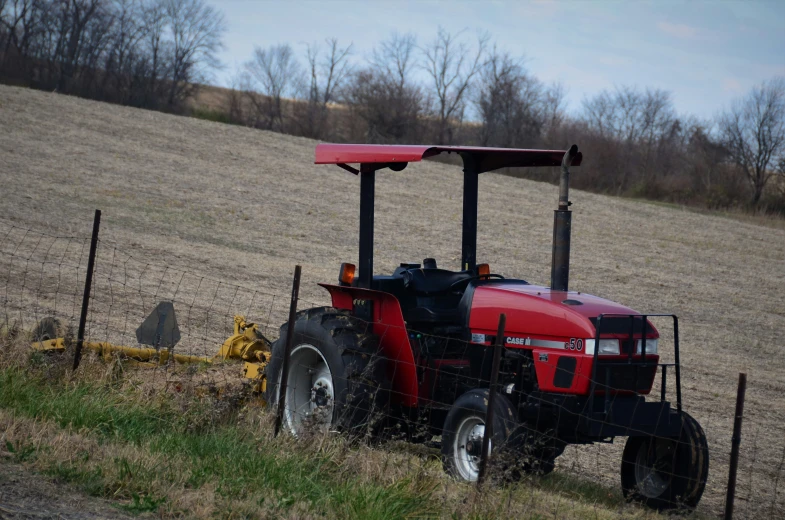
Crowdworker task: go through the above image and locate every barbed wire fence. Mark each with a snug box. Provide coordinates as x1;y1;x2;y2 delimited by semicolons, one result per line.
1;214;784;519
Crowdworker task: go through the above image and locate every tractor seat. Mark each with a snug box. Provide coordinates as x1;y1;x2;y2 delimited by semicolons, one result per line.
394;266;473;296
390;259;474;325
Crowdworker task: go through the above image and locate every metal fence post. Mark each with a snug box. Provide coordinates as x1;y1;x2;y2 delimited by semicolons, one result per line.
72;209;101;371
478;313;506;487
724;372;747;520
274;264;302;437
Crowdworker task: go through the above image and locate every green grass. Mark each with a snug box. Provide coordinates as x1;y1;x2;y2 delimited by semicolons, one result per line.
0;370;168;442
0;368;435;519
190;107;236;125
540;472;625;509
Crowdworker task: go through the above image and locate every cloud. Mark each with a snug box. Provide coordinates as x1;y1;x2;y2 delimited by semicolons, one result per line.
657;21;700;39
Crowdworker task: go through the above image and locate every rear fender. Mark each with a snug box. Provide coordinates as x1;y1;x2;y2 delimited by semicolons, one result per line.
319;283;418;407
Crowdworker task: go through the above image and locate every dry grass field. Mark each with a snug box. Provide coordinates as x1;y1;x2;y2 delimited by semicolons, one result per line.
1;84;785;518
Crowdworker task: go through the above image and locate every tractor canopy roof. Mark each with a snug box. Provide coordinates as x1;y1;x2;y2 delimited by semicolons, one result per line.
314;143;582;174
313;142;582;286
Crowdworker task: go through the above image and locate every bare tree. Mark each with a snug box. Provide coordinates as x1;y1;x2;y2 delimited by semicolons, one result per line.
475;48;544;148
29;0;62;86
99;0;145;102
139;0;167;107
162;0;225;110
775;156;785;204
0;0;7;47
224;68;246;124
309;37;352;106
422;27;488;144
582;86;677;192
638;89;677;182
244;43;300;131
72;2;116;96
584;87;674;144
541;82;567;139
369;32;417;92
345;32;423;143
718;77;785;206
685;121;722;191
294;37;352;139
0;0;33;70
55;0;102;92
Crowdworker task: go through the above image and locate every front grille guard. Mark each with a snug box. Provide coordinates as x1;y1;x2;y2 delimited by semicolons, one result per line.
588;313;682;420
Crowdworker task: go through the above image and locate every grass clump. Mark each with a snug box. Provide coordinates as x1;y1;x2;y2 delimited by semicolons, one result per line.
190;106;236;125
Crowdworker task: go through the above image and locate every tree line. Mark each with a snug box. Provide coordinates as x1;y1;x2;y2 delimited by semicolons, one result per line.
233;31;784;214
2;2;783;214
0;0;224;111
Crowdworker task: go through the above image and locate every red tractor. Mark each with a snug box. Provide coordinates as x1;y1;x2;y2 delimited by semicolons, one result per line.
265;144;709;511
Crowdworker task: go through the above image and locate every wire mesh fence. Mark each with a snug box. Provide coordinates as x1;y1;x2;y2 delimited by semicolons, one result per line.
87;238;283;359
1;222;91;335
1;216;784;519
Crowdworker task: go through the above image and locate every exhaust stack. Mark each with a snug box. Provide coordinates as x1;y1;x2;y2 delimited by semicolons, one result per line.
551;144;579;292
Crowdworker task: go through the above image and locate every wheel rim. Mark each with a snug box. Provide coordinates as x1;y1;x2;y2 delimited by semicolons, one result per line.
634;437;676;498
283;344;334;435
453;415;488;482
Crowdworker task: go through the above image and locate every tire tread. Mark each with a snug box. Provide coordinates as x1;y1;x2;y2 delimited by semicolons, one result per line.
266;307;389;436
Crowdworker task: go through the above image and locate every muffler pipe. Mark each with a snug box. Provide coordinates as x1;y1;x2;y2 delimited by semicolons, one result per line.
551;144;579;292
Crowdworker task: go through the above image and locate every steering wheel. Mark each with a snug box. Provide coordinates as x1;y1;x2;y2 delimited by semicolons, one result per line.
447;273;505;291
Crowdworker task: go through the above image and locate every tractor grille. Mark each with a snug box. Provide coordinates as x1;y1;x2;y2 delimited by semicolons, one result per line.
595;361;657;393
620;339;635;354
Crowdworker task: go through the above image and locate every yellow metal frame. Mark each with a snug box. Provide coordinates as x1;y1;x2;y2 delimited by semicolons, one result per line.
31;315;271;393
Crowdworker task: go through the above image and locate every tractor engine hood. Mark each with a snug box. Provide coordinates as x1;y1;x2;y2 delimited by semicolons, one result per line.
468;283;642;341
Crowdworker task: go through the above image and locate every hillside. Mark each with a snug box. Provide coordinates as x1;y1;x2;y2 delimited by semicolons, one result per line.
1;84;784;518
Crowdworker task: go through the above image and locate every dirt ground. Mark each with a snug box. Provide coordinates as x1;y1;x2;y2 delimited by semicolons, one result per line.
1;85;784;518
0;461;137;519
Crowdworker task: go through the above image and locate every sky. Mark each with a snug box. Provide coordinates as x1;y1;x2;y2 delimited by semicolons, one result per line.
206;0;785;121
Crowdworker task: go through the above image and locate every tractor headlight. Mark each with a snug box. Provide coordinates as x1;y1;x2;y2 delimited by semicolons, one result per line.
584;339;620;355
636;339;658;354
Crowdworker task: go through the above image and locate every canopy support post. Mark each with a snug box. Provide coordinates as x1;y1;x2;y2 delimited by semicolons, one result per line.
358;164;375;289
461;153;478;271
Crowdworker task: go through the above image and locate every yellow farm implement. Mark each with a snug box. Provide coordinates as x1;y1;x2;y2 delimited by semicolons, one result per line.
30;304;273;393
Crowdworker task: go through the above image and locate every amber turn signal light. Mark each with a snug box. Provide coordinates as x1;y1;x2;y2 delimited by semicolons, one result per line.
477;263;490;278
339;263;356;285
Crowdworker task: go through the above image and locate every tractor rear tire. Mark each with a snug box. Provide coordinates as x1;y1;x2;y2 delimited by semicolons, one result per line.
621;411;709;511
441;389;518;482
264;307;389;437
32;317;64;342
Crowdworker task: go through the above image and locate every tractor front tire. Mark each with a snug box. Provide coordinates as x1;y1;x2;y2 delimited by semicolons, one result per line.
621;411;709;511
264;307;388;437
441;389;518;482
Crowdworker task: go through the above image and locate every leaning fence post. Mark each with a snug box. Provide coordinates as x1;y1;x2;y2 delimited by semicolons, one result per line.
724;372;747;520
72;209;101;371
274;264;302;437
478;313;506;487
